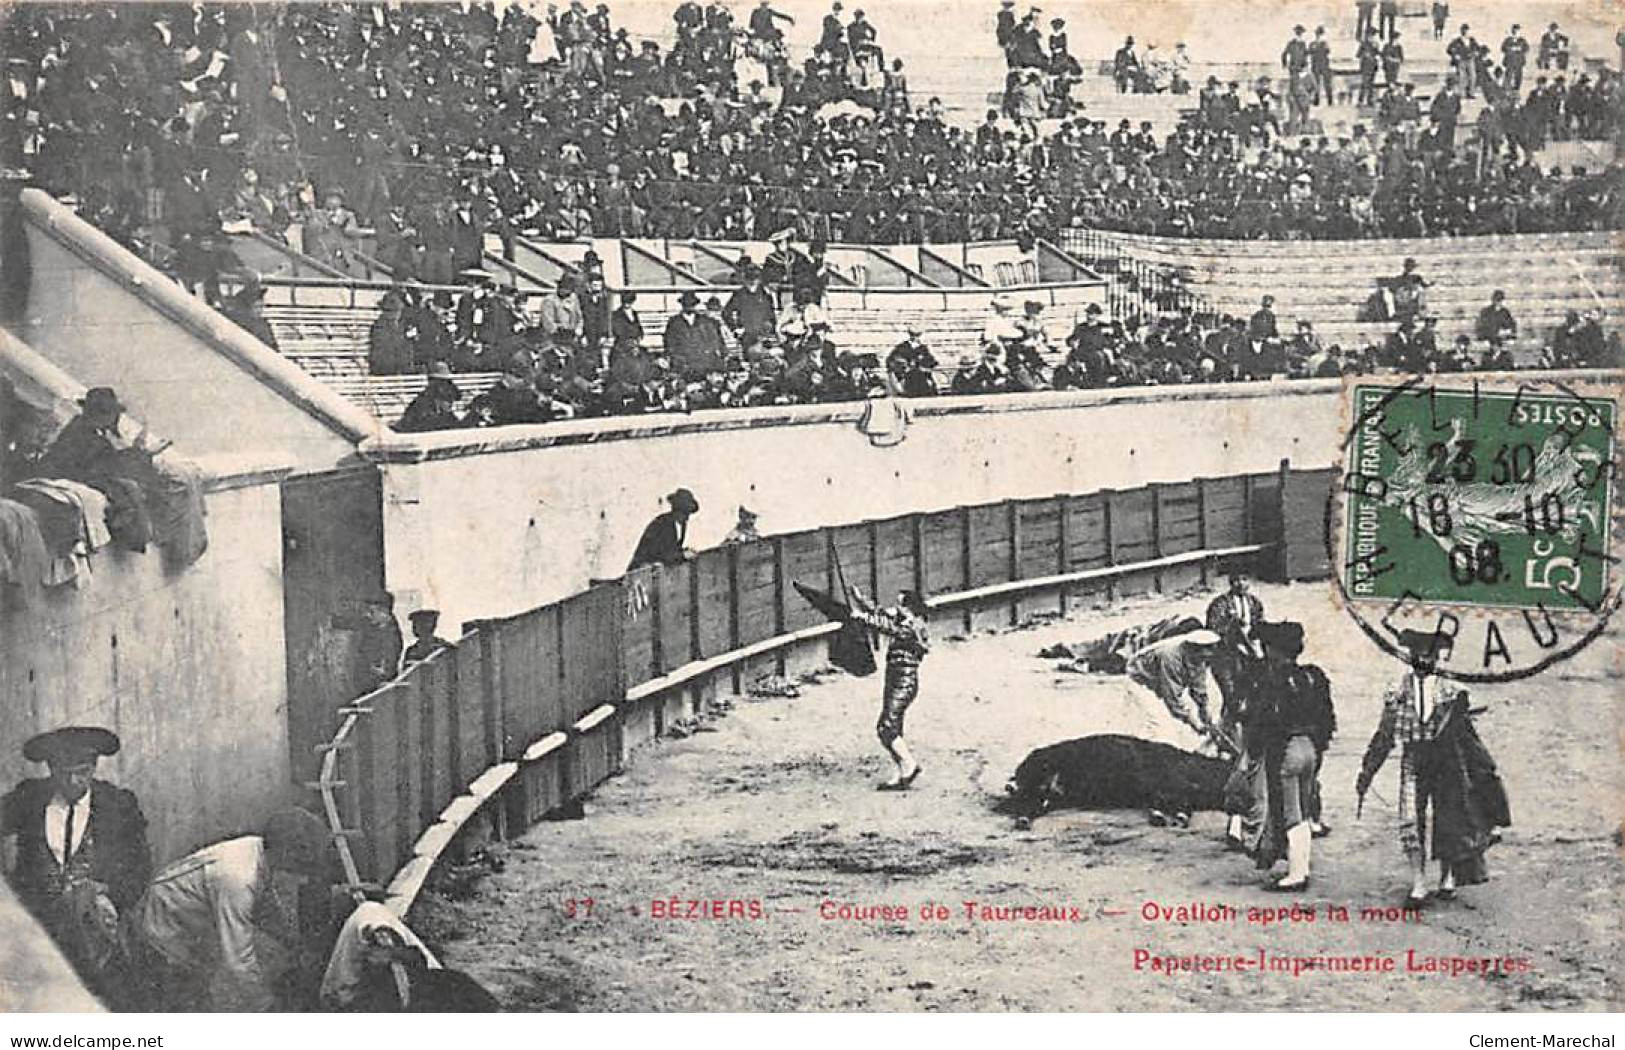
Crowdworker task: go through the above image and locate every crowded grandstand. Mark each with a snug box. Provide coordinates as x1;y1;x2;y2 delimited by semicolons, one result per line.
1;0;1623;1017
2;0;1620;435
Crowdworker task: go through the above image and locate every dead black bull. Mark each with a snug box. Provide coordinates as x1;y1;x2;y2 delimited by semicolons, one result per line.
998;735;1230;827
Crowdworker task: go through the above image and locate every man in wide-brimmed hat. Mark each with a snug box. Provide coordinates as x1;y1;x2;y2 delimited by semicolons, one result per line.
628;487;700;570
393;362;463;434
2;726;150;998
36;387;130;488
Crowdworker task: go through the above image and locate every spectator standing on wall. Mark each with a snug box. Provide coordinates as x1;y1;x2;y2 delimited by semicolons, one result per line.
1309;27;1333;105
1502;25;1530;93
1378;0;1399;41
1380;31;1404;90
629;487;699;570
1357;28;1381;105
1447;24;1479;98
1430;1;1448;40
1538;22;1569;71
1355;0;1375;42
1282;25;1309;80
1113;37;1139;94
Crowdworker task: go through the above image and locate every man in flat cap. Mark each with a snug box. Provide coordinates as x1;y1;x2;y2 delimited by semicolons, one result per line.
2;726;150;998
134;806;339;1011
628;487;699;570
400;609;454;672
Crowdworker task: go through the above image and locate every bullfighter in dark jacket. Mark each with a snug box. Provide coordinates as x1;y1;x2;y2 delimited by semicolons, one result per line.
2;726;151;999
1246;622;1335;891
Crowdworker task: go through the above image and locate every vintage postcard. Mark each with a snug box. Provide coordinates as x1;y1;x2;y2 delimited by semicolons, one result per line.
0;0;1620;1024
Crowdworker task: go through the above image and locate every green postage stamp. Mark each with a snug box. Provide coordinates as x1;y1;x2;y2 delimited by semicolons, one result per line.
1334;377;1621;680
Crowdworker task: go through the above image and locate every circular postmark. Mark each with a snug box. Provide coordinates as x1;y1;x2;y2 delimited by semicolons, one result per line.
1324;373;1622;683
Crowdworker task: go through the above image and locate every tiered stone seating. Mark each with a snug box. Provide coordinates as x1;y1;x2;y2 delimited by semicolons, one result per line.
633;301;1080;366
1068;229;1624;358
264;304;375;357
264;302;503;421
327;371;506;423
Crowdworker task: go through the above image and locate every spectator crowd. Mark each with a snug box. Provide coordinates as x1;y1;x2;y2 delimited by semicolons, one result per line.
380;237;1620;434
4;0;1622;286
0;1;1617;434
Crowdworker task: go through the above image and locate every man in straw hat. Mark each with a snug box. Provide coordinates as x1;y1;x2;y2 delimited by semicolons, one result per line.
133;806;338;1010
628;487;700;571
2;727;150;997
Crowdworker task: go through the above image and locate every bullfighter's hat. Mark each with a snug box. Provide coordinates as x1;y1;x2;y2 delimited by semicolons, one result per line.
1255;621;1305;660
23;726;121;765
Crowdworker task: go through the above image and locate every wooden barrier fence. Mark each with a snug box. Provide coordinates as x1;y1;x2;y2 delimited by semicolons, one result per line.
312;460;1337;914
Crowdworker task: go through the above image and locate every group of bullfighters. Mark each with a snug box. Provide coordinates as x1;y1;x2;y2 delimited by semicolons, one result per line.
1029;569;1511;904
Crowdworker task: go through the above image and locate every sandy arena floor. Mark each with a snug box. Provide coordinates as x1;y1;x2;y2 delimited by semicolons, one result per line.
415;581;1623;1012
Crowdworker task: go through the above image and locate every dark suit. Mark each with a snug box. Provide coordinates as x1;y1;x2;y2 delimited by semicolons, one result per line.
3;777;150;996
628;510;687;571
611;305;644;352
663;312;726;378
2;778;150;915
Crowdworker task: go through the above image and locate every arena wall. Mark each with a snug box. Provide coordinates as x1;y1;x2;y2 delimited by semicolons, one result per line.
14;189;375;475
0;467;295;865
364;381;1346;632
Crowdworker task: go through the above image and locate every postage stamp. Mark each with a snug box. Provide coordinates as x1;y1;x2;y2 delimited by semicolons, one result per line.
1331;377;1622;682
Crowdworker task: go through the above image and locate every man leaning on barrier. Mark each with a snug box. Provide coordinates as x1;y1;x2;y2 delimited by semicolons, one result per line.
131;806;341;1011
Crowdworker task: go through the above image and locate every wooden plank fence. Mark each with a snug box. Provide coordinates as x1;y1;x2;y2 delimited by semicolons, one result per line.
311;461;1335;916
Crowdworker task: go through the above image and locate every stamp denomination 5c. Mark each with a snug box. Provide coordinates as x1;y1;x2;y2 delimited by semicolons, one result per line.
1330;377;1621;682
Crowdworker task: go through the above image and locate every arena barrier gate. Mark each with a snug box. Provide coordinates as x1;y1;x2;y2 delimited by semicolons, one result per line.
313;460;1337;914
